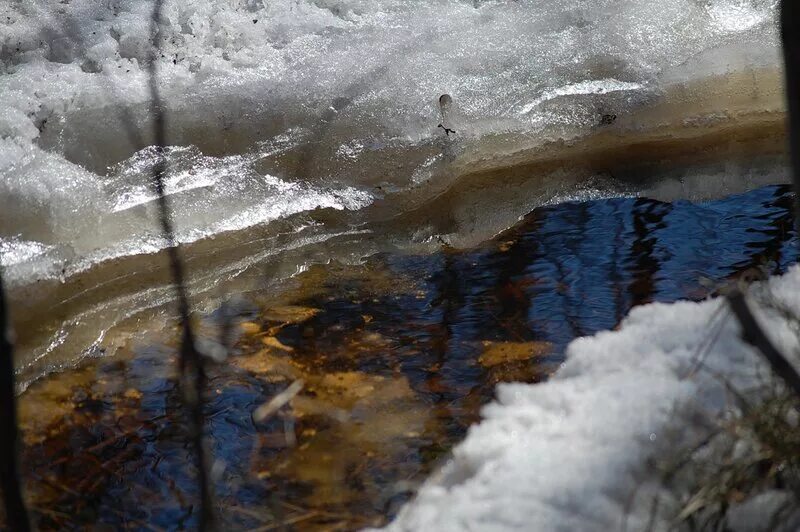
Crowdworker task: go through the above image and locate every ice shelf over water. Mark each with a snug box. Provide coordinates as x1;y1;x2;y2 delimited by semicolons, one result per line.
0;0;783;285
0;0;790;387
382;266;800;532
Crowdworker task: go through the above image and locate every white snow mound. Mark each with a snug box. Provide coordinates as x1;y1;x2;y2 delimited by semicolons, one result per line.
382;266;800;532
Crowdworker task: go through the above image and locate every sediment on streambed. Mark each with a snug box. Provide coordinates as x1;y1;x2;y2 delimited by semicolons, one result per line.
12;187;799;529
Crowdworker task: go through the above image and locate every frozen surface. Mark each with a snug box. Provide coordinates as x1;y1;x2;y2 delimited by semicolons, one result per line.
0;0;787;381
0;139;372;284
383;266;800;531
0;0;783;285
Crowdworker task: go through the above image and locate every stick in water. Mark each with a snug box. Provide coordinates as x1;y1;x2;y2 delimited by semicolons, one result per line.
148;0;213;529
438;94;456;136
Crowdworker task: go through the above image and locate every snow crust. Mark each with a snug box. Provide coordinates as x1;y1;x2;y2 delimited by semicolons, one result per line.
0;0;780;147
0;0;783;286
383;266;800;532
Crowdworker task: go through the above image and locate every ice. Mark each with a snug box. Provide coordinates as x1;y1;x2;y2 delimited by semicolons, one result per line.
0;236;53;268
708;0;778;32
1;0;781;155
518;79;645;115
0;0;788;390
0;137;107;245
0;134;371;286
382;266;800;531
0;0;782;286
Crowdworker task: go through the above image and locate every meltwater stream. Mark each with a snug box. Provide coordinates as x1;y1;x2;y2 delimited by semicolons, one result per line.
0;0;795;527
15;184;798;530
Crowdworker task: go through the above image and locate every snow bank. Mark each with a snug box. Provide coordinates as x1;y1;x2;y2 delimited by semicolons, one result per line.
1;0;779;159
383;267;800;531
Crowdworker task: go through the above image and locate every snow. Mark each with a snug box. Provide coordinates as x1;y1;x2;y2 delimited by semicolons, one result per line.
0;0;783;285
382;267;800;531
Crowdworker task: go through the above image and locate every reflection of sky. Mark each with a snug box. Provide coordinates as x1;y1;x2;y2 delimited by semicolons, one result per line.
390;184;797;358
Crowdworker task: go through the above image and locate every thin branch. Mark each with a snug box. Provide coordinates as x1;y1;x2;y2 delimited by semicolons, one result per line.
682;301;730;380
727;290;800;397
0;270;30;530
147;1;213;529
252;380;304;423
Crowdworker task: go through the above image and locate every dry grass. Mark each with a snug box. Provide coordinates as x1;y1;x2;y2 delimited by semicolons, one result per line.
652;281;800;531
668;390;800;529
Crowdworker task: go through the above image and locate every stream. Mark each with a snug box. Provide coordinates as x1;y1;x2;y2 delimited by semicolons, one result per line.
0;0;792;528
15;182;798;530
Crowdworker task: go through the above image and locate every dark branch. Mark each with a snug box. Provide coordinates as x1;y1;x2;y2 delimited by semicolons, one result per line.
437;123;456;136
727;290;800;398
781;0;800;235
0;270;30;531
148;1;213;529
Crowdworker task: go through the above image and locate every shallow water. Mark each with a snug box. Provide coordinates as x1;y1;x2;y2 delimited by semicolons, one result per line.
14;184;797;530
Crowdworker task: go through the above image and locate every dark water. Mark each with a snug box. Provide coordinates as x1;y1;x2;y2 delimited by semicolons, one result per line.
15;184;798;530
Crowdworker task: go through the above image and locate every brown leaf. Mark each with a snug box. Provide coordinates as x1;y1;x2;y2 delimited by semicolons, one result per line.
478;341;552;367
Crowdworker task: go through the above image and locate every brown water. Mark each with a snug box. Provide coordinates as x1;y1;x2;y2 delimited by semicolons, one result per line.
9;183;797;530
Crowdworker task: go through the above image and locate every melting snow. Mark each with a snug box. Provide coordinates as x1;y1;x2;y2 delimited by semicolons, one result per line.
383;266;800;531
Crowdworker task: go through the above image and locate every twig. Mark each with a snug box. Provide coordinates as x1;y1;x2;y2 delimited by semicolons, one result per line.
147;1;213;528
247;511;319;532
46;426;145;468
227;504;273;523
682;302;730;380
727;290;800;397
0;269;30;531
253;380;304;423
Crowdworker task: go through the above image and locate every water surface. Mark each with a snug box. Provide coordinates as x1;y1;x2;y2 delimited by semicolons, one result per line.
15;184;797;530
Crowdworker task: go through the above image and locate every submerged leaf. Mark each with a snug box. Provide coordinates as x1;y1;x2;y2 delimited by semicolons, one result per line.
478;341;552;367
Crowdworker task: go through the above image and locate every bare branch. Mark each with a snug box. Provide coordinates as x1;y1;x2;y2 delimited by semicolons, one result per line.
0;270;30;530
781;0;800;235
253;380;304;423
147;1;213;529
727;290;800;398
